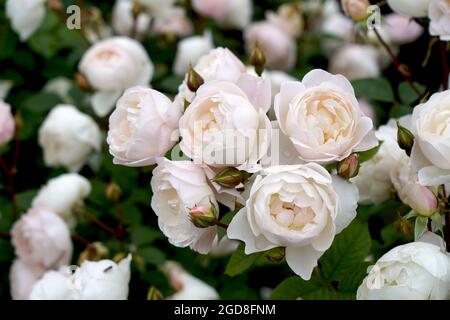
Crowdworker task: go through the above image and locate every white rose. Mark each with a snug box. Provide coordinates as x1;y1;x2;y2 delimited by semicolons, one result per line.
112;0;151;37
352;120;405;204
210;236;240;257
429;0;450;41
73;255;132;300
11;208;73;269
194;0;252;30
152;7;194;37
320;13;354;57
275;69;378;164
266;4;304;38
29;269;77;300
179;80;271;170
175;47;247;108
150;158;219;254
107;86;180;167
173;31;214;77
38;105;102;172
6;0;46;41
411;90;450;186
329;44;381;81
227;163;358;280
79;37;154;116
387;0;432;17
244;21;297;71
0;100;15;145
136;0;176;18
32;173;91;227
385;14;424;45
10;259;45;300
165;262;219;300
357;242;450;300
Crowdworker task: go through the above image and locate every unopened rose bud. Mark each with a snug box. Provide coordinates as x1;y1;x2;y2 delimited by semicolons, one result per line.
341;0;370;22
48;0;63;11
187;64;204;92
397;121;414;156
14;112;24;132
395;214;413;240
264;247;285;262
75;72;90;91
105;182;122;202
250;42;266;76
337;153;360;179
147;286;164;300
189;205;217;228
212;167;251;189
398;64;411;79
402;183;437;217
77;242;109;265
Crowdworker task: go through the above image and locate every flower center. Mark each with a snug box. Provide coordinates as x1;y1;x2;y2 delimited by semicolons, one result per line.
269;194;316;230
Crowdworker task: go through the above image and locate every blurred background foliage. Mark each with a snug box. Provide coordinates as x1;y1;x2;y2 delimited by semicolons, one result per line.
0;0;444;299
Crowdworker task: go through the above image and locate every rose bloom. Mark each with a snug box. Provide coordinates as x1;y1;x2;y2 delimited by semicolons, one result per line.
38;105;102;172
341;0;370;21
329;44;381;81
10;259;46;300
11;208;73;269
385;14;424;45
29;269;77;300
357;242;450;300
411;90;450;186
136;0;176;18
192;0;252;30
107;86;180;167
150;158;219;254
79;37;154;116
165;262;219;300
179;80;271;170
32;173;91;227
387;0;432;17
175;47;247;107
0;100;15;145
228;163;358;280
320;13;354;57
72;255;132;300
152;7;194;37
6;0;46;41
173;31;214;77
429;0;450;41
266;4;304;38
275;69;378;164
112;0;151;37
244;21;297;71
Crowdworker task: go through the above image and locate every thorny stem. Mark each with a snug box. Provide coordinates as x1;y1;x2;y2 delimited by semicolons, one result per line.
373;28;422;98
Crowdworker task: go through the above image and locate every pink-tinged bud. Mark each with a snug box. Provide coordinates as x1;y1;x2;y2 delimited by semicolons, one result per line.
337;153;360;179
402;183;437;217
341;0;370;22
189;205;217;228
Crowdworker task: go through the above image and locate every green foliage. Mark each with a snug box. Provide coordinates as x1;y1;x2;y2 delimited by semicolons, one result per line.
352;78;394;102
225;244;262;277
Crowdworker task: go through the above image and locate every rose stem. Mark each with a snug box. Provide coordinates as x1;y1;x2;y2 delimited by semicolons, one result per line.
372;28;422;98
114;199;127;252
72;234;91;246
84;211;117;236
215;221;229;229
439;41;449;90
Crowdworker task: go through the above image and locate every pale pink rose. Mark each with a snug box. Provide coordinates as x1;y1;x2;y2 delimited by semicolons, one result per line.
402;183;438;217
275;69;378;164
179;80;271;170
341;0;370;21
387;0;432;17
112;0;151;37
244;21;297;71
152;7;194;37
150;158;218;254
329;44;381;80
266;4;304;38
11;208;73;269
385;14;424;45
191;0;228;19
107;86;181;167
10;259;46;300
0;100;15;145
428;0;450;41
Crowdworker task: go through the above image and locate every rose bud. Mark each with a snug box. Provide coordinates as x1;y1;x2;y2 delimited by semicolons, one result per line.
105;182;122;202
250;42;266;76
341;0;370;22
337;153;360;179
187;64;204;93
189;205;217;228
397;121;414;156
77;242;109;265
212;167;251;189
394;214;413;240
401;183;437;217
147;286;164;300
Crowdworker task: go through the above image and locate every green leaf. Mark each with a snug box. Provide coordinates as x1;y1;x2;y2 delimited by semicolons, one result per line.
398;82;426;105
218;210;237;239
224;244;262;277
0;239;14;263
17;189;38;213
414;216;428;240
131;226;162;246
270;276;322;300
390;104;412;118
352;78;394;102
320;222;371;282
357;141;382;163
22;93;62;114
431;213;443;236
139;246;166;266
338;262;370;292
